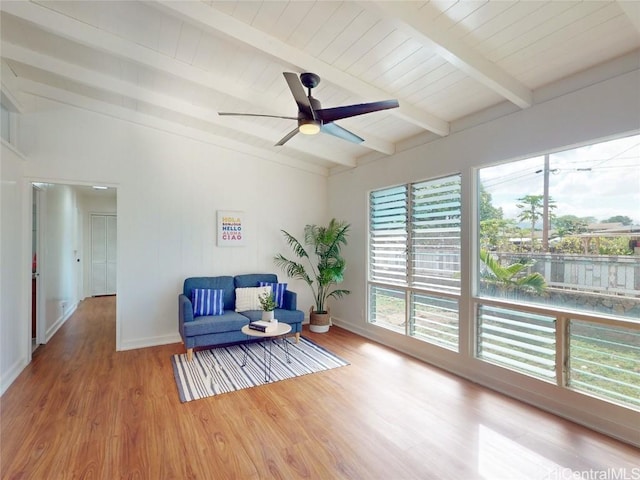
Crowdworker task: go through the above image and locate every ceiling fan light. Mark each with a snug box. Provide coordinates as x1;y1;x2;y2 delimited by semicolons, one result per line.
298;120;320;135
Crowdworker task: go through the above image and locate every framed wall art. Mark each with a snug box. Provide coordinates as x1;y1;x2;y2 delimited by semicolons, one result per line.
217;210;245;247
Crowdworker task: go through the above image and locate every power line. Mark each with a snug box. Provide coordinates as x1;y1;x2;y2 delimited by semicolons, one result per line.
481;163;638;189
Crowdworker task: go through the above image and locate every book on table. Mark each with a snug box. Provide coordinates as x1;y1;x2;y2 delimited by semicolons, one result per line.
249;320;277;333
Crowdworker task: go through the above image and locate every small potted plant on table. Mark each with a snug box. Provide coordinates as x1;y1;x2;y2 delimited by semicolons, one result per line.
259;291;277;322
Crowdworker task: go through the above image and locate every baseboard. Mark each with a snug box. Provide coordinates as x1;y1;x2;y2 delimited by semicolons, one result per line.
118;333;181;351
45;302;78;343
0;355;29;396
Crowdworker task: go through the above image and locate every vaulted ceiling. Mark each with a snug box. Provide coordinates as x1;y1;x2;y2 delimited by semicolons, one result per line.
2;1;639;175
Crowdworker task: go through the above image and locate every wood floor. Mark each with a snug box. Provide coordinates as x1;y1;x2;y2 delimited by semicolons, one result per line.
1;297;638;479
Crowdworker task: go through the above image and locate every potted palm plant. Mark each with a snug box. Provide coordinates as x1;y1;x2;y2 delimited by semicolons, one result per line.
275;218;350;333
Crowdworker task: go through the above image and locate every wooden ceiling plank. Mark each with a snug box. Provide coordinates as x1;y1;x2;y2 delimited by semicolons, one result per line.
303;2;364;59
2;41;356;168
250;2;288;37
345;29;416;81
15;77;329;176
317;10;380;66
510;15;640;86
1;3;272;117
271;2;318;43
386;54;446;94
434;0;489;31
485;2;611;64
501;3;632;78
616;1;640;34
153;0;449;136
174;21;203;64
456;1;518;42
366;1;533;109
478;2;575;62
284;2;342;47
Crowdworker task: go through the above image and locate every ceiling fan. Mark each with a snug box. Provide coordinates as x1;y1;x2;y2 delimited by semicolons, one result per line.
218;72;399;146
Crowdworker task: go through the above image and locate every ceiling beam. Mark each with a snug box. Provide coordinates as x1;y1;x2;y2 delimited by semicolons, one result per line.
364;1;533;109
152;0;450;137
0;1;393;158
1;60;26;113
1;42;356;167
618;1;640;34
14;77;329;176
0;2;261;107
0;2;364;166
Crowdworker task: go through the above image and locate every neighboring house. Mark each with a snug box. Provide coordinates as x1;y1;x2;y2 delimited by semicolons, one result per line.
576;223;640;254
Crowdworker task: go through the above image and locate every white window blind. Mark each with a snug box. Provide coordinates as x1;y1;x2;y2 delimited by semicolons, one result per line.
411;177;461;293
369;186;407;286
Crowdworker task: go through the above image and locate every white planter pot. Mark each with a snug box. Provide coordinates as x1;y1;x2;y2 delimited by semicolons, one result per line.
309;323;330;333
309;309;331;334
262;310;275;321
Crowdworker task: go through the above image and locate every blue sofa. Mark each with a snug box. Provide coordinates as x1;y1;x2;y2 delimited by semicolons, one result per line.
178;273;304;361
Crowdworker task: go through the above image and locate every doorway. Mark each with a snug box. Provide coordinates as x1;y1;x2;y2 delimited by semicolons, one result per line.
29;183;117;353
31;185;43;350
90;214;117;296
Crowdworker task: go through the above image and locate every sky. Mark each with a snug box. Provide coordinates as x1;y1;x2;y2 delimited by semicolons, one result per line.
479;134;640;226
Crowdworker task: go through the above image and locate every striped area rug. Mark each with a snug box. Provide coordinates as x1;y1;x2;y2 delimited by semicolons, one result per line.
171;336;349;402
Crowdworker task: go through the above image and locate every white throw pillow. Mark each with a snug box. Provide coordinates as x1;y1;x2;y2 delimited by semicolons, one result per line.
235;286;272;312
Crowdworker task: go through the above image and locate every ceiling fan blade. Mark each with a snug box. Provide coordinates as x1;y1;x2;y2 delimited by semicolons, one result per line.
275;127;300;146
218;112;298;120
283;72;314;118
316;99;399;123
321;122;364;144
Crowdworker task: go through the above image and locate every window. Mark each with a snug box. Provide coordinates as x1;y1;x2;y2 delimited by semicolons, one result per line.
569;320;640;409
477;305;556;381
476;134;640;408
411;179;461;294
369;175;461;351
369;185;407;286
367;134;639;411
478;134;640;320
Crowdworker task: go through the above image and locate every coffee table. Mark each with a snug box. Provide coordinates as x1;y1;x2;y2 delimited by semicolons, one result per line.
241;322;292;383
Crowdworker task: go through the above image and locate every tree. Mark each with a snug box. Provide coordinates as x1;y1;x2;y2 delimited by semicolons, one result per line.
602;215;633;226
479;249;547;295
480;218;518;251
479;184;503;221
553;237;584;254
516;194;556;250
553;215;589;237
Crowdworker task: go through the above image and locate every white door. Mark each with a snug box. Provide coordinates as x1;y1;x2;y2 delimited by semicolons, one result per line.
91;214;117;295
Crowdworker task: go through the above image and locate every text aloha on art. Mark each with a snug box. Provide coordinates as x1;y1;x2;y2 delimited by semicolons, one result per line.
221;216;242;241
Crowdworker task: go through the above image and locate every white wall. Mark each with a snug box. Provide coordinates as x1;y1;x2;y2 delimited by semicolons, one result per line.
40;184;80;339
1;142;27;394
17;99;327;351
327;69;640;446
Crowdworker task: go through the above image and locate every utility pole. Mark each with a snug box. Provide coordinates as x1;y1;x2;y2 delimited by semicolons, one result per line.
542;154;550;252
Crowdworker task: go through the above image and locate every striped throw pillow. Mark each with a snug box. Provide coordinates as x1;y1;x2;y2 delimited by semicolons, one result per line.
259;282;287;308
192;288;224;317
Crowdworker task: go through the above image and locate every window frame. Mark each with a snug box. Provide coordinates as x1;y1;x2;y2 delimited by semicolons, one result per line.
368;173;462;352
365;132;639;413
